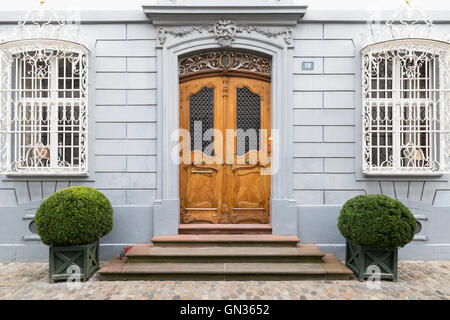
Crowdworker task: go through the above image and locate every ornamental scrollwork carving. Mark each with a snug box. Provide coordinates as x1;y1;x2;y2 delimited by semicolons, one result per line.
158;19;293;47
179;51;271;77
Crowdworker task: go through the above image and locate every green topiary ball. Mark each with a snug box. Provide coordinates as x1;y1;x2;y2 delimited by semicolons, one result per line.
35;187;113;246
338;194;416;249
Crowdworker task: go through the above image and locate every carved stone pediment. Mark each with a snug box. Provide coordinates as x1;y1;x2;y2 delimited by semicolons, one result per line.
143;4;307;47
157;19;293;47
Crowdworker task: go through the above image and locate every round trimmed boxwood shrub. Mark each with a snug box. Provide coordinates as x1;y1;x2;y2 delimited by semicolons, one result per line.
338;194;416;249
35;187;113;246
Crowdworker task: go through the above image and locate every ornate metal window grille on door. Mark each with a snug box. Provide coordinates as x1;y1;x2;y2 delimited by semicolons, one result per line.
236;87;261;156
189;87;214;154
362;40;450;174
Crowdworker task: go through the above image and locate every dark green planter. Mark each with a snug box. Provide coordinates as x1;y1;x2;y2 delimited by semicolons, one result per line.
345;241;398;282
49;240;99;283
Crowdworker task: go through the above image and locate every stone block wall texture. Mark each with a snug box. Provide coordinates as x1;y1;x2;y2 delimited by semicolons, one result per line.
0;19;448;261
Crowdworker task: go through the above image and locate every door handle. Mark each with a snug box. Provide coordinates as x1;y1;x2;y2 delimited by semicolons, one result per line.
192;169;213;174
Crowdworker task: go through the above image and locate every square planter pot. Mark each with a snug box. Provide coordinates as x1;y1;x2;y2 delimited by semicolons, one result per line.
345;240;398;282
49;240;99;283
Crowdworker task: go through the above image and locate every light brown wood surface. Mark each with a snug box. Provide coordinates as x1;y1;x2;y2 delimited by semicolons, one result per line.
179;75;271;224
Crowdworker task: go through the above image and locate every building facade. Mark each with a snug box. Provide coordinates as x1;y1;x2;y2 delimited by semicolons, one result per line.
0;0;449;261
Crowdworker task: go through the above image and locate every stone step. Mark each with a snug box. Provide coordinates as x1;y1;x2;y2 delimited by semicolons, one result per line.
98;253;355;281
126;244;325;263
151;234;300;247
179;224;272;235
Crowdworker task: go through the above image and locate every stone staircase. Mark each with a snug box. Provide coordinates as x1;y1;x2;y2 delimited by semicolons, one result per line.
98;234;354;281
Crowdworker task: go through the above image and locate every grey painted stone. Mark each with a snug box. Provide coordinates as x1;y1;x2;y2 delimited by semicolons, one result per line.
293;173;360;189
294;23;323;39
293;158;324;173
293;126;323;142
96;90;127;105
293;142;354;157
153;200;179;236
294;74;355;91
55;182;69;192
394;181;410;199
127;156;157;172
96;73;157;90
96;123;127;139
96;40;156;57
127;57;157;72
28;182;42;202
298;206;344;244
323;91;355;108
96;58;127;72
323;23;364;40
127;89;157;105
94;173;157;189
324;57;356;74
42;182;56;198
293;91;323;109
96;140;157;156
127;123;157;139
380;181;396;198
408;182;424;202
294;109;354;125
323;158;355;173
271;199;298;236
81;24;127;40
323;126;354;142
0;189;17;206
98;189;127;205
96;106;157;122
95;156;127;172
292;190;323;205
126;23;157;39
294;40;355;57
126;190;157;205
101;206;153;247
433;190;450;206
325;190;365;205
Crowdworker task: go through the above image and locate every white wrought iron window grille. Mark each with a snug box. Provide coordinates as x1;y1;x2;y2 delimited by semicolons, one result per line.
361;3;450;175
362;39;450;175
0;6;89;175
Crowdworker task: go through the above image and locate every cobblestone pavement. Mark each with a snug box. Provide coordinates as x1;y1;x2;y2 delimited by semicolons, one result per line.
0;261;448;300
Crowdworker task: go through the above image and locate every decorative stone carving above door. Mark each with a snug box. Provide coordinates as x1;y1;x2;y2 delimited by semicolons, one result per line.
157;19;294;47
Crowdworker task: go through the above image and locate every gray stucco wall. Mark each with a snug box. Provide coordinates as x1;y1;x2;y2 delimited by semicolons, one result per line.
0;10;448;261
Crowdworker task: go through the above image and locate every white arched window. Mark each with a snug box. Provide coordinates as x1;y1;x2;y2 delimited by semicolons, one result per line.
362;39;450;174
0;8;89;175
361;5;450;175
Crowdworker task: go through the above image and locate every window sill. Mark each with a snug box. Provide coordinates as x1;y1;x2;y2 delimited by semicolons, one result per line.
2;172;92;182
363;172;444;177
5;172;89;177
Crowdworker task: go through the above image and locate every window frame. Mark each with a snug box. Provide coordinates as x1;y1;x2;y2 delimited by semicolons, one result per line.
361;38;450;176
0;39;89;176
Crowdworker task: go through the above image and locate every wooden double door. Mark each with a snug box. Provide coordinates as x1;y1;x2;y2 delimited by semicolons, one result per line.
179;75;271;224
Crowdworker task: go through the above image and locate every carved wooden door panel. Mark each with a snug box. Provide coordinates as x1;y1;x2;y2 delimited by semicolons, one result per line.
179;77;225;224
226;78;271;224
179;76;271;224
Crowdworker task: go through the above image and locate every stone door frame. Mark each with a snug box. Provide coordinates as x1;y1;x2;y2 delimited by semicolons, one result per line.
144;5;307;236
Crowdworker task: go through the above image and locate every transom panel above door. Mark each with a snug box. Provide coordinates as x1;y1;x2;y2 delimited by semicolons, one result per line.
179;51;271;224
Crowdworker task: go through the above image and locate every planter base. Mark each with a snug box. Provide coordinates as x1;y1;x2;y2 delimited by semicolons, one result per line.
345;241;398;282
49;240;99;283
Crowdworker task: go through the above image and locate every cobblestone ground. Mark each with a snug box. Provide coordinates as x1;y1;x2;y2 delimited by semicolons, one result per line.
0;261;448;300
